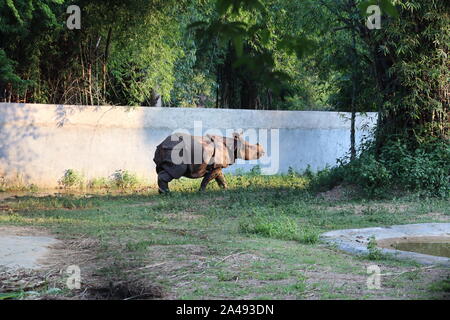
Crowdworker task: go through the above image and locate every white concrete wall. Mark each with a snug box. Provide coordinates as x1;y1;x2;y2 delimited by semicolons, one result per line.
0;103;377;188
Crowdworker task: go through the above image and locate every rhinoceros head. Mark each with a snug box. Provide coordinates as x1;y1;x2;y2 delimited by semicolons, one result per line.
234;133;265;160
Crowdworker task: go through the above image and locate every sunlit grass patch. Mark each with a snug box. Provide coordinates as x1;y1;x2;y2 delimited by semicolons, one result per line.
429;278;450;293
0;174;448;300
5;196;101;211
239;215;299;241
238;214;319;244
169;173;311;193
0;213;81;225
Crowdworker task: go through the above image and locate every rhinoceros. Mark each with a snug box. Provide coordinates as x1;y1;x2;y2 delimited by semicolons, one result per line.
153;133;265;193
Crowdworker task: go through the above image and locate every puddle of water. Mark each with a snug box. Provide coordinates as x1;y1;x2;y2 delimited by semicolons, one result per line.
393;242;450;258
378;236;450;259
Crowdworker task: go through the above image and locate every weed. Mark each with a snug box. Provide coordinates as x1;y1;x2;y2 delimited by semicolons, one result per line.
293;274;308;292
112;170;140;189
239;215;300;241
298;226;320;244
366;236;383;260
429;278;450;293
59;169;84;189
88;177;111;189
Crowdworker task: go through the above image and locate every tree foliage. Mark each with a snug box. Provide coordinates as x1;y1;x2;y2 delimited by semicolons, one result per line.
0;1;448;169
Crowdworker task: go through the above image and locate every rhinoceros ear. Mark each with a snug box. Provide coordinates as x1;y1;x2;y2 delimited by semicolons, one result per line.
232;132;247;160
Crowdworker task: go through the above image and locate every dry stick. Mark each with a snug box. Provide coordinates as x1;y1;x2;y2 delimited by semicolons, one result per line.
380;265;436;278
123;293;155;301
214;251;248;266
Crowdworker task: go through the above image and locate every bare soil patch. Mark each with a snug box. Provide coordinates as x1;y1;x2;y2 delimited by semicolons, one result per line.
323;203;412;215
318;185;359;201
0;225;51;237
0;226;164;300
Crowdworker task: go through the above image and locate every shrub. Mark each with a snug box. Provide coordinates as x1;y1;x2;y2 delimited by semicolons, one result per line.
88;177;111;189
366;236;383;261
59;169;84;189
112;170;140;189
309;165;344;192
287;166;297;177
249;165;262;176
381;139;450;197
310;137;449;198
345;153;392;196
298;226;320;244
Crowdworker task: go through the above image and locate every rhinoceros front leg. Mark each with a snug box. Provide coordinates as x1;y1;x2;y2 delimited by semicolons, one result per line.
215;170;227;189
158;170;173;194
199;169;221;192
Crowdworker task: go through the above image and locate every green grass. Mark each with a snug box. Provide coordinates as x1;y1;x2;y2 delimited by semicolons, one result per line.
0;173;448;300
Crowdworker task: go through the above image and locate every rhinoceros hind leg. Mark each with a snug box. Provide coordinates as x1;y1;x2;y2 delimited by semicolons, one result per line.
158;171;173;194
215;171;227;189
200;169;221;192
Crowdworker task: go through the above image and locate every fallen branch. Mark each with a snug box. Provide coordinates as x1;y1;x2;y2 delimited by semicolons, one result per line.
380;265;436;278
214;251;247;266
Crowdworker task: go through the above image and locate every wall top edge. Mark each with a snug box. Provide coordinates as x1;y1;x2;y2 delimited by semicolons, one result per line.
0;103;378;130
0;103;378;115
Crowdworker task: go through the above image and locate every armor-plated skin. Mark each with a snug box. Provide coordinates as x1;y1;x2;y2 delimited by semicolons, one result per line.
153;133;264;193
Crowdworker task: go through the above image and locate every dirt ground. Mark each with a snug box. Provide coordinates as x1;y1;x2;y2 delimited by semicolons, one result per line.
0;183;448;300
0;225;449;300
0;226;162;300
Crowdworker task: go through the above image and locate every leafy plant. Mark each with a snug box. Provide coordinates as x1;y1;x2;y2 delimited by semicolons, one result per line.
366;236;383;261
311;136;449;198
59;169;84;189
88;177;111;189
249;165;262;176
298;226;320;244
112;170;140;190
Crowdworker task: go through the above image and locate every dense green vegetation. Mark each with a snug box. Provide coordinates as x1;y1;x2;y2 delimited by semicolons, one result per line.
0;174;449;299
2;0;446;113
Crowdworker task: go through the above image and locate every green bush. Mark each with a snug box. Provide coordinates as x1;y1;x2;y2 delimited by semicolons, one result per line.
366;236;383;261
381;139;449;197
88;177;111;189
112;170;140;189
345;153;392;196
298;226;320;244
249;165;262;176
59;169;84;189
310;138;449;198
